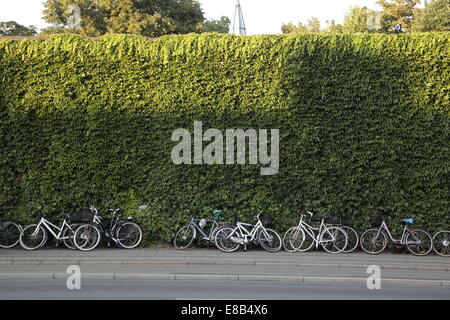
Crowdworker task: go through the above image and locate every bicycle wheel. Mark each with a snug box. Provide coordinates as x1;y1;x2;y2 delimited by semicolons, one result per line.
297;228;315;252
433;230;450;257
62;224;79;250
258;228;282;252
341;226;359;253
174;225;196;249
282;227;305;252
360;229;388;254
0;222;22;248
73;224;101;251
320;226;347;254
115;222;143;249
406;228;433;256
214;227;241;253
19;224;48;250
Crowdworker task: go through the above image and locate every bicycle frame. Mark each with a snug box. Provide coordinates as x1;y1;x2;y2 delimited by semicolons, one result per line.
229;218;271;244
374;220;418;245
189;218;219;241
33;217;72;240
296;214;339;249
92;208;122;244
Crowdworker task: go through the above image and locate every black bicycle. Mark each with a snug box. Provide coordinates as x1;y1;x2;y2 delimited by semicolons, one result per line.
73;206;143;250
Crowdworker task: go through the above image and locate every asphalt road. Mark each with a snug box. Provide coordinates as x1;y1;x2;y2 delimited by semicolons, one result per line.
0;279;449;300
1;248;449;299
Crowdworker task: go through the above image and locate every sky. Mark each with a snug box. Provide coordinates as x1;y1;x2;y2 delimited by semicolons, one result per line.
0;0;422;35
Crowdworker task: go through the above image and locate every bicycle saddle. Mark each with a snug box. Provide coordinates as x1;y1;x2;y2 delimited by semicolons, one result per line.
402;218;414;224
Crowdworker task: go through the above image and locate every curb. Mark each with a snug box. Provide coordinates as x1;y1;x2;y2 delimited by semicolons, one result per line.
2;260;449;271
0;273;449;287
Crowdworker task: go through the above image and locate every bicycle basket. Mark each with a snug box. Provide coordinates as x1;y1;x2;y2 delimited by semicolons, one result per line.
370;214;383;228
326;215;341;225
212;210;224;220
69;209;93;223
261;214;274;228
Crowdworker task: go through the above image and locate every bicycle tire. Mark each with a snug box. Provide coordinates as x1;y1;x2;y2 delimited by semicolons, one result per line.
406;228;433;256
62;224;79;250
282;227;305;252
258;228;282;252
432;230;450;257
19;224;48;250
0;222;22;248
297;227;316;252
174;225;196;249
73;224;102;251
360;228;388;254
320;226;348;254
341;226;359;253
115;221;143;249
214;227;241;253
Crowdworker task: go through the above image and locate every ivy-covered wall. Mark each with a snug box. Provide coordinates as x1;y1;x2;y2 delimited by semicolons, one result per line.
0;33;449;243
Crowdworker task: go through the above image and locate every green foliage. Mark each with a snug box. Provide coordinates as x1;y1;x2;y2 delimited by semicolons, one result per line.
0;21;37;36
413;0;450;32
342;6;378;33
41;0;204;36
202;16;230;34
323;21;344;34
0;34;449;244
281;17;322;34
377;0;421;32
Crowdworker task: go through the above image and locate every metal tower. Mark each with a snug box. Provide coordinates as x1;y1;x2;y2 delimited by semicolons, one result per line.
231;0;246;35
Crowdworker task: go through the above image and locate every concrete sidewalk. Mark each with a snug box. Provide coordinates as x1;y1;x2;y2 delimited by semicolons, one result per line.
1;248;449;287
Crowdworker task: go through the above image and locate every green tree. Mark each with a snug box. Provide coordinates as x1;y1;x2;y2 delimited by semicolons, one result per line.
281;17;321;34
281;22;308;34
41;0;204;37
323;20;344;33
342;6;378;33
412;0;450;32
202;16;230;33
0;21;37;36
306;17;321;33
377;0;421;32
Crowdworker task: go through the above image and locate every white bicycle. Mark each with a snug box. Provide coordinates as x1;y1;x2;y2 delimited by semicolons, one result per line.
19;211;99;250
214;212;282;253
283;210;348;253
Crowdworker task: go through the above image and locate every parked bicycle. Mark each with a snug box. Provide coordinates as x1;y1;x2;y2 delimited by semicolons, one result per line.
0;214;23;249
73;206;142;251
19;211;95;250
214;212;282;253
174;209;230;249
324;214;359;253
432;213;450;257
360;210;433;256
282;210;348;253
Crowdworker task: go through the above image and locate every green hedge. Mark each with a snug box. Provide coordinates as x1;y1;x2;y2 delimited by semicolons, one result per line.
0;33;449;243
